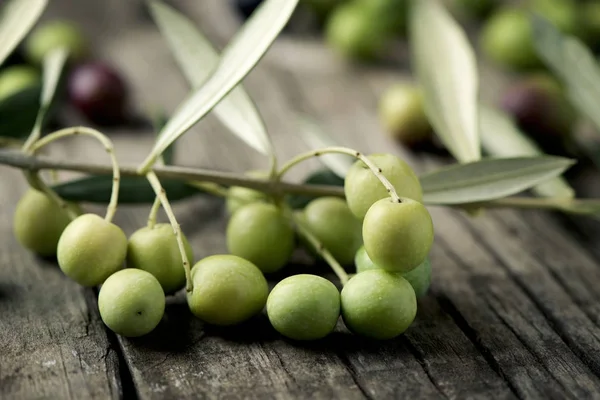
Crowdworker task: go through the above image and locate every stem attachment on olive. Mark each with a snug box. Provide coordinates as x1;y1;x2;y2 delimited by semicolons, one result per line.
145;171;194;292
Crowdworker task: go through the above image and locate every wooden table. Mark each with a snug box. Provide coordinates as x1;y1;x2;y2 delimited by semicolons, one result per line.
2;1;600;398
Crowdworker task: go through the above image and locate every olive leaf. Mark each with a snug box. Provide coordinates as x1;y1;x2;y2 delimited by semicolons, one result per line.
52;175;204;204
0;0;48;66
286;168;345;209
140;0;299;170
150;107;174;165
531;14;600;131
410;0;480;164
479;105;575;199
297;116;354;178
148;0;274;157
420;157;575;205
0;86;41;138
23;47;69;149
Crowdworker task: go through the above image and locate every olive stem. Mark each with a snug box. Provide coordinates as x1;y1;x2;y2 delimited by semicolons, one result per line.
24;171;79;220
29;127;121;222
147;196;162;229
276;146;402;203
292;213;350;286
145;171;194;293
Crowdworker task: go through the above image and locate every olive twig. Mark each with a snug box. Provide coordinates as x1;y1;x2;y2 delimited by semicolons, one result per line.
187;181;230;197
292;213;350;286
29;127;121;222
145;171;194;293
276;146;402;203
147;196;162;229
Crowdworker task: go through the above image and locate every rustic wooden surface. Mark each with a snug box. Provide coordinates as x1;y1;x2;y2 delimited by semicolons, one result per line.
2;0;600;399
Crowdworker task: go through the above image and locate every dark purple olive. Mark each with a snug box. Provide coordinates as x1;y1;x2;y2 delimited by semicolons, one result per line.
500;73;576;151
67;62;129;126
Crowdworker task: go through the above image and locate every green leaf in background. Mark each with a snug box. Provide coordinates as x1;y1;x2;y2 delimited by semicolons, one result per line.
149;107;174;165
148;0;273;157
23;47;69;149
141;0;299;170
420;156;575;205
0;0;48;66
52;175;204;204
410;0;480;164
0;85;41;138
286;168;345;209
297;116;354;178
531;14;600;131
479;105;575;199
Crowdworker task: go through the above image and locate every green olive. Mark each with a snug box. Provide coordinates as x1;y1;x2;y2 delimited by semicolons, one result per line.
24;20;88;65
362;198;433;273
355;246;431;298
226;203;295;273
0;65;40;101
57;213;128;286
225;170;268;215
325;2;390;61
13;188;80;257
126;224;194;295
186;254;268;325
267;274;340;340
344;153;422;220
302;197;362;265
378;83;432;146
341;269;417;339
98;269;165;337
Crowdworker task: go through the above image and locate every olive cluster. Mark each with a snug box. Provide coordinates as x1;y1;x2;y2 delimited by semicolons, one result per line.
1;20;129;127
13;152;434;341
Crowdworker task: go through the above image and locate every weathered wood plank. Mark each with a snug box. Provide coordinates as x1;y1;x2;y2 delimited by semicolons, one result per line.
0;170;122;399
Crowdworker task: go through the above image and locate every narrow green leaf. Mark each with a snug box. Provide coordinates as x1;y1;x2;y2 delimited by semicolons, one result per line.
420;157;575;205
0;0;48;66
297;117;353;178
0;85;40;138
148;0;273;156
531;14;600;131
52;175;204;204
142;0;299;169
410;0;480;163
479;105;575;199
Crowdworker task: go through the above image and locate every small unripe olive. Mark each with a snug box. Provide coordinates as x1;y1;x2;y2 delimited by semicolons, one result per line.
226;203;295;273
225;170;269;215
325;2;390;61
267;274;340;340
378;83;432;147
13;188;80;257
126;224;194;295
355;246;431;298
98;269;165;337
0;65;40;101
302;197;362;265
344;153;422;220
500;73;576;146
186;254;268;325
356;0;409;36
341;269;417;339
57;213;128;287
362;198;434;273
24;20;88;65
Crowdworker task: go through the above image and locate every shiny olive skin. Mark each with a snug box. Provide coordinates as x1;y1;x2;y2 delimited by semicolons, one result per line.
98;269;165;337
355;246;432;298
325;2;390;61
341;269;417;339
362;198;434;273
302;197;362;265
186;255;268;325
226;203;295;273
344;153;422;220
225;171;269;215
13;189;80;256
57;213;128;286
126;224;194;294
378;83;432;147
0;65;40;101
24;20;88;65
267;274;340;340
